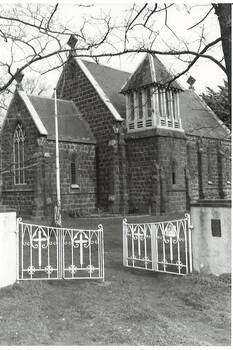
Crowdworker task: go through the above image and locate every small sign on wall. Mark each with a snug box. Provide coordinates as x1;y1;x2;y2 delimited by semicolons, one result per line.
211;219;221;237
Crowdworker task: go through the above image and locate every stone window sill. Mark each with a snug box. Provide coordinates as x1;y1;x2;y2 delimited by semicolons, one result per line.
12;183;28;190
170;183;183;191
168;188;186;193
2;188;34;192
70;184;80;189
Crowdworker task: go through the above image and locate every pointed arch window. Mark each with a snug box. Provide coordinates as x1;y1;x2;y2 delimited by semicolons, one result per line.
71;153;77;185
207;145;214;184
70;153;80;189
225;149;231;184
13;123;25;184
171;161;177;185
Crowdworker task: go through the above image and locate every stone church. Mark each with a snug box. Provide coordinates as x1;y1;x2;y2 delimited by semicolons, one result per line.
0;37;231;218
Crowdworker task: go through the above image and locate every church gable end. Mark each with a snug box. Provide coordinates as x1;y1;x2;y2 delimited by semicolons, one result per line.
1;87;98;217
56;56;122;141
56;56;126;212
1;91;41;214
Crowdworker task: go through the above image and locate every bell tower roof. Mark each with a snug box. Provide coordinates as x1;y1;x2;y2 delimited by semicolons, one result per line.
121;53;182;93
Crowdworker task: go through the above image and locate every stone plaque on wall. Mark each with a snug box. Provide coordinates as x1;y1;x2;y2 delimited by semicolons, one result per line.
211;219;221;237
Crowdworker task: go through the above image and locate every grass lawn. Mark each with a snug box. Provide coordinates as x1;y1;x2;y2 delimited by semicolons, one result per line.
0;215;231;346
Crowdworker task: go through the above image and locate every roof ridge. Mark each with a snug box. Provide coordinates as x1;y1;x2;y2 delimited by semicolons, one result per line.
151;54;183;90
76;58;124;121
120;53;148;92
195;91;231;135
148;54;156;83
179;89;230;139
18;90;48;135
121;53;182;92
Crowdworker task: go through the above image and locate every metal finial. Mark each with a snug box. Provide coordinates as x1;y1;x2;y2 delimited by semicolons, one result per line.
67;34;78;49
15;69;24;90
187;76;196;90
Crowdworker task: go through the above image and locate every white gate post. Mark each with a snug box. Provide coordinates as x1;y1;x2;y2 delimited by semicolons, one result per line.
151;223;158;271
185;213;193;273
16;217;21;281
0;211;17;288
60;228;64;279
122;219;128;266
99;224;104;281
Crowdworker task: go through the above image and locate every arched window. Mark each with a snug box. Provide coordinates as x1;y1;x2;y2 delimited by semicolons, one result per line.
13;123;25;184
207;145;214;183
225;149;231;184
171;161;176;185
70;153;76;185
186;142;192;170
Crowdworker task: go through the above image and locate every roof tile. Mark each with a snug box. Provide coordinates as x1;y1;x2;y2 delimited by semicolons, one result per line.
121;54;181;92
180;90;230;139
28;95;96;143
81;60;130;118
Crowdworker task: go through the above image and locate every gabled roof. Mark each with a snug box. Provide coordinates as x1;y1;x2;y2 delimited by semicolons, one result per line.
179;90;230;139
76;59;130;119
121;54;182;93
21;92;95;143
55;56;228;140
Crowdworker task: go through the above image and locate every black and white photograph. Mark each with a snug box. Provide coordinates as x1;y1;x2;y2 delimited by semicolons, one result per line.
0;1;231;346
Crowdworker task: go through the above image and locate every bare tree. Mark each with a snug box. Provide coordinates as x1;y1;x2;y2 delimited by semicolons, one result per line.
0;3;231;111
212;4;231;108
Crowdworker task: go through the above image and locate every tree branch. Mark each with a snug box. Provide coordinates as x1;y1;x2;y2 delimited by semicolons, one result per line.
187;6;214;30
46;3;59;31
167;37;226;87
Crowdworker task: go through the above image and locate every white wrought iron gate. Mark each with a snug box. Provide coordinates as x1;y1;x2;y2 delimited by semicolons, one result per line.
123;214;192;275
17;219;104;281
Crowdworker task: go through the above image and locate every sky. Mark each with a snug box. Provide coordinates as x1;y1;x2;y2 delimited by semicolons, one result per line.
0;1;228;96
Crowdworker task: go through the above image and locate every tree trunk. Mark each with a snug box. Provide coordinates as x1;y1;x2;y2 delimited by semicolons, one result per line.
213;4;231;116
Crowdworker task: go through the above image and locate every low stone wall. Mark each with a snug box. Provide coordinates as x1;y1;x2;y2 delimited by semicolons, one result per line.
0;211;17;288
190;200;231;275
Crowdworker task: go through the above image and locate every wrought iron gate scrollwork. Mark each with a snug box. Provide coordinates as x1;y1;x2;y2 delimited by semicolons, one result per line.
17;219;104;281
123;214;193;275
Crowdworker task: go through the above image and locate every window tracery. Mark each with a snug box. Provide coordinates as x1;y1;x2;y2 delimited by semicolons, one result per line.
13;123;25;184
